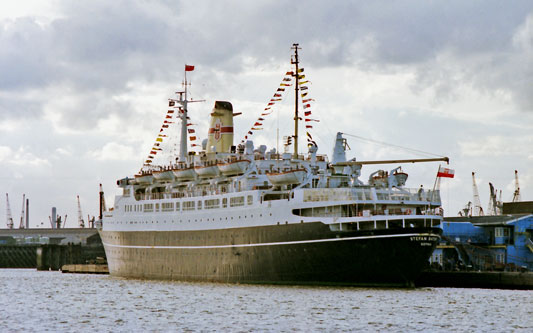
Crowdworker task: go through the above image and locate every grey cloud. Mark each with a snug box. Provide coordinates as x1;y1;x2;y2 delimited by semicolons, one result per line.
1;0;532;130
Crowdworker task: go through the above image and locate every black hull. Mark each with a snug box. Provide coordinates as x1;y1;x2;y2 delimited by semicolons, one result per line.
100;223;441;287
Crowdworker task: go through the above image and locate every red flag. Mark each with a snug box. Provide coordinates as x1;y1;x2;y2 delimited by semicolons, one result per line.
303;104;311;109
304;111;312;116
166;115;172;119
437;166;455;178
189;136;197;141
169;101;175;107
162;124;169;128
306;125;313;129
167;110;174;113
185;65;195;71
274;93;282;98
188;129;195;133
254;122;262;126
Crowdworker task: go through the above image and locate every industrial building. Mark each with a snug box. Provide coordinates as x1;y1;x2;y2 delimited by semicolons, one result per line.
430;202;533;271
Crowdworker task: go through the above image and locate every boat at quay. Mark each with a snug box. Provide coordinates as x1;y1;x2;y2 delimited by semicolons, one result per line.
99;44;447;287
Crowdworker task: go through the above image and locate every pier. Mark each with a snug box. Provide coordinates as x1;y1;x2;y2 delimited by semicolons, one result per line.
0;228;105;269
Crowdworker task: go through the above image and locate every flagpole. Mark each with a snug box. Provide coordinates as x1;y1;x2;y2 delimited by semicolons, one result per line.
431;164;440;202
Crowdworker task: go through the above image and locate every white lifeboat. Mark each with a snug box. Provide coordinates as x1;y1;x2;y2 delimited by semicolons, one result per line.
266;168;307;185
217;158;250;176
152;168;175;182
194;160;220;178
172;164;196;181
134;172;154;185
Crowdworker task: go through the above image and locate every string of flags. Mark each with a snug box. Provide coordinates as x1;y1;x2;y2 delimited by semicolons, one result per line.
241;67;320;148
298;68;318;148
241;71;294;143
142;64;201;167
143;102;178;165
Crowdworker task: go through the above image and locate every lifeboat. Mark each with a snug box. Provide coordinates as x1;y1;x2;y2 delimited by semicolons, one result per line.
134;172;154;185
194;160;220;178
152;168;175;182
172;164;196;181
393;171;408;186
369;170;388;187
217;158;250;176
266;168;307;185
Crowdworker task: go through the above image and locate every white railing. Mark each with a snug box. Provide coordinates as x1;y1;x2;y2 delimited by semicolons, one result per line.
303;188;440;204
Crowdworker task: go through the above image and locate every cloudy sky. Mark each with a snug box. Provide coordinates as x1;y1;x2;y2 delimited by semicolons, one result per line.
1;1;532;228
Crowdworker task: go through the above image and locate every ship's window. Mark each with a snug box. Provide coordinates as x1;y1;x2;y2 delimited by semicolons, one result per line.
247;195;253;205
197;201;202;210
155;203;160;212
222;198;227;208
162;202;174;212
183;201;195;211
205;199;220;209
263;193;289;201
230;196;245;207
175;202;180;211
143;203;154;212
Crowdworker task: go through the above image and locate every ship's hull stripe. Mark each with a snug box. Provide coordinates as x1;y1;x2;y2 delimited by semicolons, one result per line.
102;232;438;249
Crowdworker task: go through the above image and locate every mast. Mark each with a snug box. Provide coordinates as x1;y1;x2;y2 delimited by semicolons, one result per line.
178;70;190;162
291;43;301;159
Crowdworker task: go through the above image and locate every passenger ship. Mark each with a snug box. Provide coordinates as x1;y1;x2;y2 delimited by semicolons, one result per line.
100;45;446;287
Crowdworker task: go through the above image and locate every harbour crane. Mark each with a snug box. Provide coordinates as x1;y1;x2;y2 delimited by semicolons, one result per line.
471;172;484;216
5;193;14;229
77;195;85;228
487;183;499;216
512;170;521;202
458;201;472;217
19;194;26;229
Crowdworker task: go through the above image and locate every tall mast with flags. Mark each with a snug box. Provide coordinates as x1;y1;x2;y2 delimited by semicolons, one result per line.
291;43;300;159
177;64;195;162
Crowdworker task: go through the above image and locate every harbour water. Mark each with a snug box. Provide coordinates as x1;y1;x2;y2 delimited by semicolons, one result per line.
1;269;531;332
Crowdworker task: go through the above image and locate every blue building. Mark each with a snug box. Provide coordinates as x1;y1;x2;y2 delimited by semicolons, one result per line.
430;202;533;271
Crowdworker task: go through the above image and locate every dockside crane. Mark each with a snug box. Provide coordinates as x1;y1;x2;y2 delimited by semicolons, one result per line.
19;194;26;229
512;170;521;202
472;172;484;216
5;193;14;229
487;183;499;216
77;195;85;228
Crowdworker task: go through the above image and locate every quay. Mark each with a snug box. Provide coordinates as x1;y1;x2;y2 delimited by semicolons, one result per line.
0;228;106;270
416;271;533;290
61;264;109;274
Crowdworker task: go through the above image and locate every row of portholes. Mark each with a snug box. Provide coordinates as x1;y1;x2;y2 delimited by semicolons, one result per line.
112;212;274;225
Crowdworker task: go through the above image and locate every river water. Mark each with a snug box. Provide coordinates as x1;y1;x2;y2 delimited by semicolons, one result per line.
1;269;531;332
